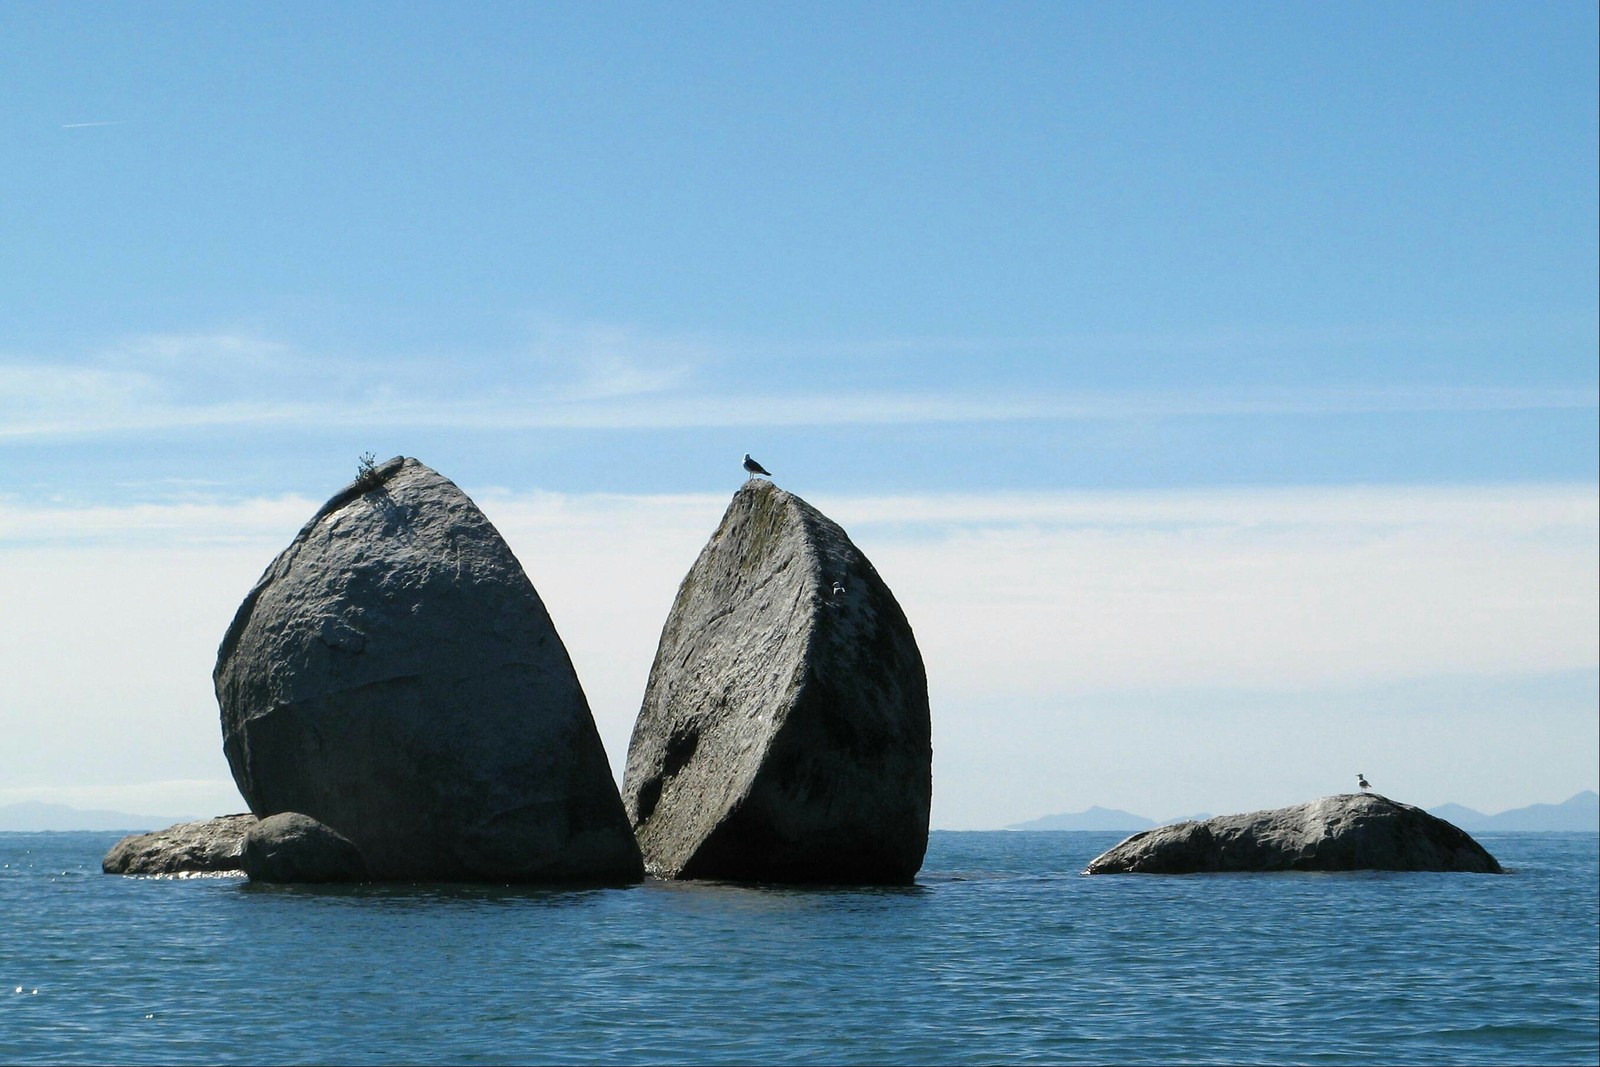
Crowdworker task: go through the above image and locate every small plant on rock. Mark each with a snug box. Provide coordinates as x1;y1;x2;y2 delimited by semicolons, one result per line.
355;451;382;491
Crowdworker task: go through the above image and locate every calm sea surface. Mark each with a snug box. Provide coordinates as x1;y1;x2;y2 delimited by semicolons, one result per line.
2;830;1595;1065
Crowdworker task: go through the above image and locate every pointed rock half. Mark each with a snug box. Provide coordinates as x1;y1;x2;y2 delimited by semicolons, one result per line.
622;480;932;883
214;456;642;882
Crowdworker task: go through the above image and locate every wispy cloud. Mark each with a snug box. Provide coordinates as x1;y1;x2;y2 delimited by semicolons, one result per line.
472;383;1595;429
0;780;237;816
814;482;1600;533
2;326;1593;441
754;312;1599;361
0;494;318;547
3;482;1593;825
6;481;1594;687
3;383;1589;438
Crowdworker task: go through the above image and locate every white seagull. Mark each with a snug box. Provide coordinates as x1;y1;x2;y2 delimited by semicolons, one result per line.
1357;773;1371;792
743;453;772;479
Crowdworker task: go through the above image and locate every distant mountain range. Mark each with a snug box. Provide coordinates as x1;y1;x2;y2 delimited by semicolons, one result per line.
1009;791;1599;834
1006;806;1213;832
1424;791;1599;833
5;791;1597;833
0;802;200;833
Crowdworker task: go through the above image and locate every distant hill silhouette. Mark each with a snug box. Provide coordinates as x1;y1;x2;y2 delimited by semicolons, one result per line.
1012;792;1598;833
0;802;197;833
1426;791;1598;833
1008;806;1213;832
1427;802;1489;826
1008;806;1155;832
9;793;1596;833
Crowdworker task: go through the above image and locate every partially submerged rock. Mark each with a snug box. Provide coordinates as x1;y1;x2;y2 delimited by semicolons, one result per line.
622;480;931;884
242;812;368;883
214;456;642;883
1084;793;1503;874
102;814;256;875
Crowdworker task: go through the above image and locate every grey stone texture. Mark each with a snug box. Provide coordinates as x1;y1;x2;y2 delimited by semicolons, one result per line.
101;814;257;875
241;812;368;883
1084;793;1503;874
622;480;931;884
214;456;642;883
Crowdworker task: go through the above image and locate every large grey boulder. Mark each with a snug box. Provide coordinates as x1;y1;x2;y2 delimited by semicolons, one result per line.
102;814;256;875
214;456;642;883
242;812;368;883
1084;793;1503;874
622;480;931;884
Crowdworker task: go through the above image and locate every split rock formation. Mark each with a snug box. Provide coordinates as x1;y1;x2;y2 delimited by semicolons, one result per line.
622;480;931;883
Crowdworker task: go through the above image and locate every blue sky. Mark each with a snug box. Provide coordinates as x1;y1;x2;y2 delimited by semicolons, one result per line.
2;4;1595;827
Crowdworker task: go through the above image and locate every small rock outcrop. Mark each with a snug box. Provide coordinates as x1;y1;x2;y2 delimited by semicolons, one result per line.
621;480;931;884
102;814;257;875
1084;793;1503;874
241;813;368;883
214;456;642;883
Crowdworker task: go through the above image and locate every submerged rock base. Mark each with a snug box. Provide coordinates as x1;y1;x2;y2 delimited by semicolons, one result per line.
102;815;257;875
241;812;368;883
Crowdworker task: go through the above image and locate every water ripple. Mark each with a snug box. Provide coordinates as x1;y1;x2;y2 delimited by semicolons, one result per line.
0;831;1594;1065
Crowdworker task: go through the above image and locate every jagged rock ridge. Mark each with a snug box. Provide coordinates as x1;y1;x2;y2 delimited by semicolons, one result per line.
622;480;931;883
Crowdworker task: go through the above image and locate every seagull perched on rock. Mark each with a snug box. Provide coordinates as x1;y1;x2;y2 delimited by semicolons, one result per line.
1357;773;1371;792
743;453;772;479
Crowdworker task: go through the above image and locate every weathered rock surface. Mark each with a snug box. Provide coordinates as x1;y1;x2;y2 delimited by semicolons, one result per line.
101;814;257;875
241;812;368;883
622;480;931;884
1084;793;1503;874
214;456;642;883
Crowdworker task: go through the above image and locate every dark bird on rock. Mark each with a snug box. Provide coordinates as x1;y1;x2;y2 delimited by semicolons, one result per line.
743;453;772;479
1357;773;1371;792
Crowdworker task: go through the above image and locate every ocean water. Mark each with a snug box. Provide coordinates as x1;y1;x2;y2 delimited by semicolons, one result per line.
1;830;1595;1066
